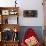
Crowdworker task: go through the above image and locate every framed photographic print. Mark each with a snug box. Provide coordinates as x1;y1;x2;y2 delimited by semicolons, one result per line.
23;10;37;17
10;11;15;15
2;10;9;15
9;10;18;15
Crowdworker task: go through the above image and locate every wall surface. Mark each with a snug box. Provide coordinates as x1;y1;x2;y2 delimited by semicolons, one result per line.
19;0;44;26
0;0;44;26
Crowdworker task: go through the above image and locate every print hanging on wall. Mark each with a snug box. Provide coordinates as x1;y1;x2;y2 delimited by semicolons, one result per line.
23;10;37;17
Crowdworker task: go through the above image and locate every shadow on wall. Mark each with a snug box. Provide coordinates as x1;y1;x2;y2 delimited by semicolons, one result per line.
18;26;43;44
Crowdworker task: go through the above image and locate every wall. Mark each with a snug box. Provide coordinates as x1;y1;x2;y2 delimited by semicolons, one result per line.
19;0;44;26
0;0;44;26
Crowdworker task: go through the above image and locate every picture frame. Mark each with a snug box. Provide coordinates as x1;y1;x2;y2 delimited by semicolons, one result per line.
23;10;37;17
9;10;18;15
2;10;9;15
